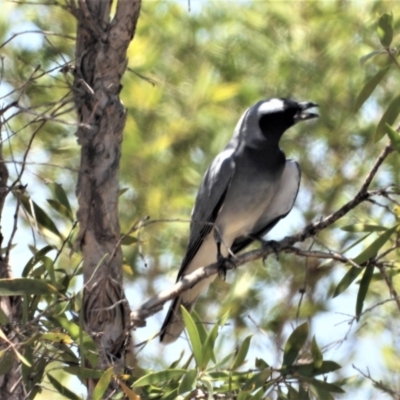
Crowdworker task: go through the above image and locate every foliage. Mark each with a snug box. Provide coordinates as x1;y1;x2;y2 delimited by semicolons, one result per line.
1;0;400;399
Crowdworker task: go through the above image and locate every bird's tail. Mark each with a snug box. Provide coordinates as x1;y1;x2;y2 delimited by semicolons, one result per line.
159;296;195;344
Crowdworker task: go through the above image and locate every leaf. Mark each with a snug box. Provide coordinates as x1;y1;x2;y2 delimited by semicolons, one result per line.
121;235;138;245
341;224;386;233
181;306;202;367
354;67;390;112
191;310;209;344
300;376;345;394
64;367;103;380
49;182;72;214
200;320;218;369
47;373;82;400
0;350;14;375
356;263;375;320
41;332;73;344
375;94;400;142
0;278;59;296
283;322;309;367
231;335;252;370
311;336;323;368
386;123;400;154
22;245;55;277
133;369;187;387
92;367;113;400
290;361;341;377
255;357;269;369
377;12;393;47
118;380;140;400
201;378;214;400
20;195;62;238
359;50;385;66
353;225;397;265
47;199;74;221
178;368;197;394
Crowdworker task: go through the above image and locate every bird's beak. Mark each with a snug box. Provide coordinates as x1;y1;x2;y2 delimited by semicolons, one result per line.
295;101;319;122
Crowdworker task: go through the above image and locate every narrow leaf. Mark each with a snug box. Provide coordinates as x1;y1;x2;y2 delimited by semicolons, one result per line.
231;335;252;370
283;322;309;367
0;278;59;296
354;67;390;112
118;380;140;400
341;224;386;233
64;367;103;380
47;199;74;221
22;245;55;277
386;124;400;154
181;306;203;367
133;369;187;387
20;195;62;238
47;373;81;400
353;225;397;265
356;263;375;320
92;367;113;400
377;12;393;47
311;336;323;368
375;94;400;142
178;368;197;394
41;332;73;344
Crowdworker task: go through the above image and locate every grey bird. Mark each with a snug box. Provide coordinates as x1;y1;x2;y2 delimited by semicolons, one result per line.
160;98;318;344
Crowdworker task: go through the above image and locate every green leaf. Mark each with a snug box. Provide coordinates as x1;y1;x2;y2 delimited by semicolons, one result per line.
301;376;345;394
341;224;386;233
121;235;138;245
231;335;252;370
181;306;202;367
92;367;113;400
133;369;187;387
333;266;362;298
178;368;197;394
0;350;14;375
290;361;341;377
47;199;74;221
377;12;393;47
200;320;218;369
22;245;55;277
49;182;72;214
201;377;214;400
41;332;73;344
354;67;390;112
255;357;269;369
311;336;323;368
191;310;209;344
375;94;400;142
283;322;309;367
47;373;82;400
386;123;400;154
0;278;59;296
353;225;397;265
20;195;62;238
356;263;375;320
64;367;103;380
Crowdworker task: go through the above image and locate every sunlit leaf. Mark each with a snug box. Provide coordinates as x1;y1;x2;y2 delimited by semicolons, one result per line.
47;373;81;400
92;367;113;400
311;336;323;368
178;368;197;394
231;335;252;370
133;369;187;387
341;224;386;233
181;306;203;367
385;123;400;154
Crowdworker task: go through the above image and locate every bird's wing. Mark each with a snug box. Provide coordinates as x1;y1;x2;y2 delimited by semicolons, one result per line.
177;147;236;279
231;159;301;254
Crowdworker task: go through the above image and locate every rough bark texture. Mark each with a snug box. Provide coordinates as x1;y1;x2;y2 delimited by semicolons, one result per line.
71;0;141;396
0;120;23;399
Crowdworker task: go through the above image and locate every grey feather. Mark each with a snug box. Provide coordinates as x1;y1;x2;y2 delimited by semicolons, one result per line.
160;98;317;344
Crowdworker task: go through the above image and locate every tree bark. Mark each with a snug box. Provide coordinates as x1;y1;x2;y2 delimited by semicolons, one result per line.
71;0;141;396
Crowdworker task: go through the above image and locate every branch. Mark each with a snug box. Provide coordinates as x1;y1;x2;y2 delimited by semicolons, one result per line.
131;143;394;328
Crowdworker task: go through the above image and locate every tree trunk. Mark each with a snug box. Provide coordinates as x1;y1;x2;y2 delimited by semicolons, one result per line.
71;0;141;396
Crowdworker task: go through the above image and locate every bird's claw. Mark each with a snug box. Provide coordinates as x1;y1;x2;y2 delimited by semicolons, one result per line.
261;240;280;264
217;254;236;280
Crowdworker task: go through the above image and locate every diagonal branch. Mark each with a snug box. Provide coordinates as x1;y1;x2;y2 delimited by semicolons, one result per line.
131;143;394;328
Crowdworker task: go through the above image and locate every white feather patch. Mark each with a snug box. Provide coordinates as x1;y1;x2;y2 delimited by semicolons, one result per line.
257;99;285;115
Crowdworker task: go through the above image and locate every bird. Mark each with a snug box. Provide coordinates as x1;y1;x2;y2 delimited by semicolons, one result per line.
160;98;318;344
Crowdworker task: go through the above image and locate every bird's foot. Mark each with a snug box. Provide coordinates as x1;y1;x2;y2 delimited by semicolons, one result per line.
217;253;236;280
260;239;281;264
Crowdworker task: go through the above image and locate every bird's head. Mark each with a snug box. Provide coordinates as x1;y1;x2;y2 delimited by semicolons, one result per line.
257;98;319;138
